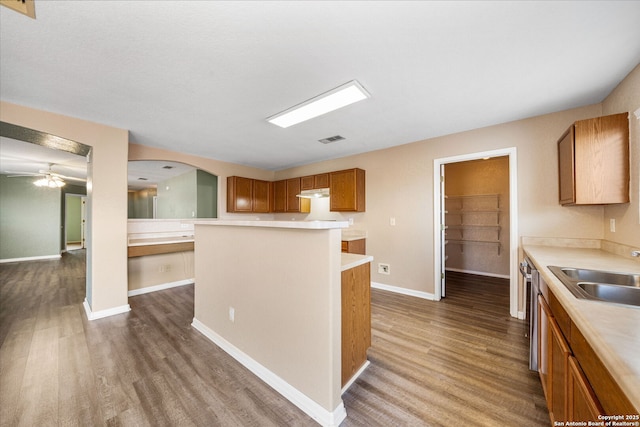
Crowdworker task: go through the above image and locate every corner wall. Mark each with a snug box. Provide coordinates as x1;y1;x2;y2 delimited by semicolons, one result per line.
602;64;640;249
1;101;129;314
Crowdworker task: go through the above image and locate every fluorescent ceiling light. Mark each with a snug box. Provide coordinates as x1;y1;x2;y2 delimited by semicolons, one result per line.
267;80;370;128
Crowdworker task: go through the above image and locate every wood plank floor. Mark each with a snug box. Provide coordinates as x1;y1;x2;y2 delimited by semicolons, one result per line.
0;253;549;426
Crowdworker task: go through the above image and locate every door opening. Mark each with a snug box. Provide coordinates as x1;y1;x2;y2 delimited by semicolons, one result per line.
434;148;519;318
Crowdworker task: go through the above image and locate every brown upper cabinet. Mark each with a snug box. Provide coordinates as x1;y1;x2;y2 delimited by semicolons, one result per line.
272;180;287;212
227;176;253;212
227;176;271;213
330;168;366;212
558;112;629;205
252;179;271;213
228;168;364;213
272;178;309;213
301;173;330;190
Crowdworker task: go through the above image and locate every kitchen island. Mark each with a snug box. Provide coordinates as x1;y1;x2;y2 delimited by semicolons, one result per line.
191;220;371;427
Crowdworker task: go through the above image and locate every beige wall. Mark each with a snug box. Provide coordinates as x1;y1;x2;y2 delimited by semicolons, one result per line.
193;225;343;414
275;103;611;295
1;101;129;312
602;64;640;248
445;157;510;276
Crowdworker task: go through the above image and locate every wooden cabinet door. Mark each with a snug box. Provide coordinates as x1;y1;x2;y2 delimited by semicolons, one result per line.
549;316;570;423
538;294;551;407
285;178;301;212
574;113;629;204
341;262;371;386
330;168;365;212
227;176;252;212
567;356;604;422
300;175;315;190
558;112;629;205
272;180;286;212
558;126;575;205
314;173;329;189
252;179;271;213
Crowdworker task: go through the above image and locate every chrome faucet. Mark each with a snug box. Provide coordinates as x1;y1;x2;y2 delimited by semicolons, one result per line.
632;250;640;258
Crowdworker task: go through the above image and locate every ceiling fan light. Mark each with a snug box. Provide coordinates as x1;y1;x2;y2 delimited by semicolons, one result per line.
267;80;370;128
34;176;65;188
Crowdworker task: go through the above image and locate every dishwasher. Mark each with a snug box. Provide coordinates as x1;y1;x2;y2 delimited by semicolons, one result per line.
520;256;539;372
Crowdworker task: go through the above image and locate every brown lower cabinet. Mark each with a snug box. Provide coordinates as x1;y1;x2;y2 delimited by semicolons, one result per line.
538;279;636;425
341;262;371;387
341;238;366;255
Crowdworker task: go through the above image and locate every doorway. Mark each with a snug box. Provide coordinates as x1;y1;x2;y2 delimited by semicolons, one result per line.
433;148;519;318
65;194;86;251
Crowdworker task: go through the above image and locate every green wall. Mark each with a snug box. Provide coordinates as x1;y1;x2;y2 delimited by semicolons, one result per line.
197;169;218;218
128;188;156;218
0;175;61;260
141;169;218;219
65;195;82;242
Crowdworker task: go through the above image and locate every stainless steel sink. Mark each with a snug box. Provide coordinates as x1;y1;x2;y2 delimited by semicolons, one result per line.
577;282;640;306
559;268;640;287
548;266;640;307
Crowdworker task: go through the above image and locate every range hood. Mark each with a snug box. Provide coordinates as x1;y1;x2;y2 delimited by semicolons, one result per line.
296;188;330;199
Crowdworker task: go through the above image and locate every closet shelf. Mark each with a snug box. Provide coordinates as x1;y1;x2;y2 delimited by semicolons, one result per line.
447;239;501;255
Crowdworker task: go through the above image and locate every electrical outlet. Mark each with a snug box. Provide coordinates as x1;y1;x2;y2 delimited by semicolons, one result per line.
348;217;354;225
378;263;390;275
610;218;616;232
229;307;235;322
159;264;171;273
390;217;396;226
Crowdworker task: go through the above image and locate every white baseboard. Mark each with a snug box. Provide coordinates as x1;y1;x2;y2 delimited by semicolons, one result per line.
191;318;347;427
341;360;370;395
0;254;61;264
445;268;510;279
83;298;131;321
128;279;194;297
371;282;435;300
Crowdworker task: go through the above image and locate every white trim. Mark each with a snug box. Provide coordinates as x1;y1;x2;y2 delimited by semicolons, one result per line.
445;268;510;280
341;360;370;395
371;281;435;300
517;310;526;320
83;298;131;321
0;254;61;263
433;147;519;318
191;318;347;427
127;279;194;297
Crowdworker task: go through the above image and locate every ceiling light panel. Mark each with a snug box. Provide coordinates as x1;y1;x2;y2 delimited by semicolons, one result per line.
267;80;370;128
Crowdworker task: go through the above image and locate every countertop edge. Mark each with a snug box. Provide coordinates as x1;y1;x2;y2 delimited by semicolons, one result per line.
341;254;374;271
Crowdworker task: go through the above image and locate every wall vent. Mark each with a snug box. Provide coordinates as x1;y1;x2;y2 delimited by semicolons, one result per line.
318;135;345;144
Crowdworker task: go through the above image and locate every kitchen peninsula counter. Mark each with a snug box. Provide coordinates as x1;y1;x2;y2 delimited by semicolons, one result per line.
523;245;640;412
191;219;351;426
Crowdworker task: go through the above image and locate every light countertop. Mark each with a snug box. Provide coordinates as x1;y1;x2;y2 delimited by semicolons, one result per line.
523;245;640;411
128;233;194;247
341;253;374;271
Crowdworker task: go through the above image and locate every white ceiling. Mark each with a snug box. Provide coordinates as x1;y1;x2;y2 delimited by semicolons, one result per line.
1;1;639;172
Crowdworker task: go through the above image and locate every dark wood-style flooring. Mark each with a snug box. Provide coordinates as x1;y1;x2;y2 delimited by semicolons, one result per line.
0;252;549;426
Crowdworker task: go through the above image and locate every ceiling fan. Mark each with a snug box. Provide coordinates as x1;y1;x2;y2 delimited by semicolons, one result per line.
6;163;86;188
